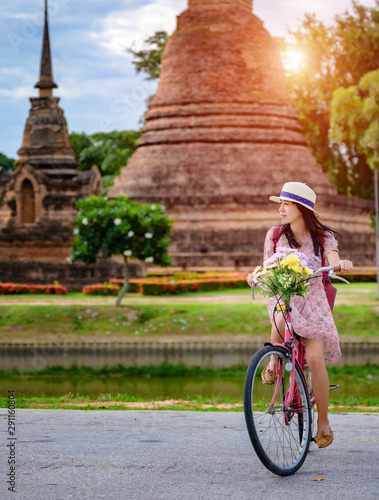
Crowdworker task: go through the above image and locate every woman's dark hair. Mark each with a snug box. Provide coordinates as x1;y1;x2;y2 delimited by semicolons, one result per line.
277;203;339;256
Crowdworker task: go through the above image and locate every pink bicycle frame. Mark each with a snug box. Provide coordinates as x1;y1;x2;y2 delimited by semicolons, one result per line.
266;306;307;414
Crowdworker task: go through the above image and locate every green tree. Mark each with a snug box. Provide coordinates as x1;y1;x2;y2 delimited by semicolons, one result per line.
127;31;169;80
69;130;142;192
329;68;379;239
71;196;172;306
0;152;15;172
279;0;379;198
70;132;93;163
329;69;379;170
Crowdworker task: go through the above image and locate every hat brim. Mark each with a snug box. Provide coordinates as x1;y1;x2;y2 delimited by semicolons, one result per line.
269;195;320;218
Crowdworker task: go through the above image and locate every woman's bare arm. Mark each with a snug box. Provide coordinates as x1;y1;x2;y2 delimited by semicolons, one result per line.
327;250;353;274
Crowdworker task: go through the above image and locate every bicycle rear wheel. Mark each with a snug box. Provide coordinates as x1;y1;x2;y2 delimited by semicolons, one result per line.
244;345;312;476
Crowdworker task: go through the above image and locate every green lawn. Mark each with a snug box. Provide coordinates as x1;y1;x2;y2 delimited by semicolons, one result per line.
0;283;377;339
0;302;377;339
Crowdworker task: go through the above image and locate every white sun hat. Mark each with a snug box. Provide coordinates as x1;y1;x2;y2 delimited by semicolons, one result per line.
269;182;320;218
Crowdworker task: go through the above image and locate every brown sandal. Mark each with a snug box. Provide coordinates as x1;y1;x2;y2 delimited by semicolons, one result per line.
261;366;277;384
315;429;334;448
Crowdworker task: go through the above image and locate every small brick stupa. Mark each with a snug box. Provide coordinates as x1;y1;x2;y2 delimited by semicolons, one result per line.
0;0;123;289
112;0;375;267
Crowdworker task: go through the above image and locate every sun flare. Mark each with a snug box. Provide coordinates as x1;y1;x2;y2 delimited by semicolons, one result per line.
282;49;305;72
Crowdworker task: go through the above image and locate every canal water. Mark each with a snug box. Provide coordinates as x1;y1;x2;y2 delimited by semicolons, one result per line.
1;374;377;401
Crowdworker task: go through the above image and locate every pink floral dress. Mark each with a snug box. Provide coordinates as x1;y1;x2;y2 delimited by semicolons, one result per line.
263;226;341;363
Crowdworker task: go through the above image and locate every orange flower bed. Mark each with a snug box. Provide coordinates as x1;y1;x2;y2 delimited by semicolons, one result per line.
140;277;248;295
89;275;249;296
0;283;67;295
83;281;141;295
82;270;377;296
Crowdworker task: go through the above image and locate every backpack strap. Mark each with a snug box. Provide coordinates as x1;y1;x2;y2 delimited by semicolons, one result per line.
272;226;282;253
320;236;326;266
320;236;331;286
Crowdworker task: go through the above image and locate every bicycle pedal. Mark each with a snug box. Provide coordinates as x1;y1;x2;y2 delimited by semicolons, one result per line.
329;384;339;391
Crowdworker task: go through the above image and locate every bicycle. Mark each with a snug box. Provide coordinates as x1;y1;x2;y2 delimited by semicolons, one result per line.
244;264;350;476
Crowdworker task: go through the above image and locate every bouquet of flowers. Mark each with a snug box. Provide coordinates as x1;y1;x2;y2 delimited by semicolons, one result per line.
253;247;320;303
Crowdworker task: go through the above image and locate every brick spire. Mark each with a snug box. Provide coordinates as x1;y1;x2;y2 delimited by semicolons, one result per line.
34;0;58;96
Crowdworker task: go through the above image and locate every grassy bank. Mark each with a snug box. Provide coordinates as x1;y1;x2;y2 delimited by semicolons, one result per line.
1;362;378;378
0;302;378;339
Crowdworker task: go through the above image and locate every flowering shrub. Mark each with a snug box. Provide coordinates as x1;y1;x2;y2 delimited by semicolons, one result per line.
83;281;141;295
108;279;142;293
81;269;377;297
255;247;319;303
342;271;377;283
83;284;121;296
0;283;67;295
141;277;247;295
82;276;248;296
71;195;172;305
147;270;247;281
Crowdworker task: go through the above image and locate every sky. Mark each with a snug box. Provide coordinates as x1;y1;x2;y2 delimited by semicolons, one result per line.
0;0;377;159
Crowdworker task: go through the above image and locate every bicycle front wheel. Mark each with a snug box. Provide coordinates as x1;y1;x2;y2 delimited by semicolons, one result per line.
244;345;312;476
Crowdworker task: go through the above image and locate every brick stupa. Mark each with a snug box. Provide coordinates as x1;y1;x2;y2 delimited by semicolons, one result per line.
0;0;128;289
110;0;375;267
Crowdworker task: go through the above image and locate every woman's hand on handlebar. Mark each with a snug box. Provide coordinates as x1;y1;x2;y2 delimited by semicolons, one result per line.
247;266;262;287
338;260;353;274
327;250;353;274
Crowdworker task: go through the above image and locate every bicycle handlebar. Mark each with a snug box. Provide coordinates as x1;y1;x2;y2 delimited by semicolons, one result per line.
313;265;350;284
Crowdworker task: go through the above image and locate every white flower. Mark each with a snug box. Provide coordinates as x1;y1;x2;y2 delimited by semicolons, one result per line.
127;230;134;237
82;217;88;225
145;256;154;263
114;218;122;226
145;232;153;239
123;250;132;257
73;228;79;235
151;204;156;210
66;257;72;263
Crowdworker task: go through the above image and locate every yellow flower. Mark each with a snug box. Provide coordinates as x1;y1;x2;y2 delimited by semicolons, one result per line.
280;255;299;267
288;263;302;274
304;266;313;275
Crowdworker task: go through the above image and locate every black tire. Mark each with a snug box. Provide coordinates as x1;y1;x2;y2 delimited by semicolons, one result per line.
244;345;312;476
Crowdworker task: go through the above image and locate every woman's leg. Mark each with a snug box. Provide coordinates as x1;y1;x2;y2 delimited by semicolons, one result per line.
271;312;285;344
305;338;331;435
267;313;286;370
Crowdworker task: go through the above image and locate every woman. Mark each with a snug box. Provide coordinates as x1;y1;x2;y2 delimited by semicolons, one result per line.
247;182;353;449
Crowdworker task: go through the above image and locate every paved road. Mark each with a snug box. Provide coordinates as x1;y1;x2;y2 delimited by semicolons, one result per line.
1;410;378;500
